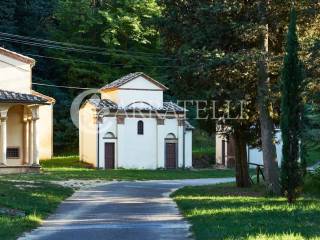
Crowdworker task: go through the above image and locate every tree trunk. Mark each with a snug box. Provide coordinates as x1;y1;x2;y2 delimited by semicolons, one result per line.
257;0;280;194
234;129;251;188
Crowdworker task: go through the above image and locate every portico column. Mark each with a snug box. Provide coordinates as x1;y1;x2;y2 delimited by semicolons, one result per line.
32;118;40;165
28;120;33;165
0;117;7;165
23;120;29;165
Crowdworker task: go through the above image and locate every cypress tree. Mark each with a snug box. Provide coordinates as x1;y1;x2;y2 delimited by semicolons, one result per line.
280;9;303;203
0;0;17;33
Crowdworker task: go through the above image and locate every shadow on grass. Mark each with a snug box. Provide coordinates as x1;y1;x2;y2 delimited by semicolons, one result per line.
5;168;236;182
172;184;320;240
0;180;73;240
3;156;237;181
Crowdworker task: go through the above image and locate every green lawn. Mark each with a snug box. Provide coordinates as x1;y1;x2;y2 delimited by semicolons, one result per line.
0;180;73;240
3;156;237;182
172;183;320;240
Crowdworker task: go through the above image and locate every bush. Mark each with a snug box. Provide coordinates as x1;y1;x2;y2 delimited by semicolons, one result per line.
304;168;320;196
192;130;215;168
193;150;215;168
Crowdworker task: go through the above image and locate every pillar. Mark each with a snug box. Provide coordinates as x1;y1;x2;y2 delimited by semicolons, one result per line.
0;117;7;165
28;120;33;165
32;118;40;165
23;120;29;164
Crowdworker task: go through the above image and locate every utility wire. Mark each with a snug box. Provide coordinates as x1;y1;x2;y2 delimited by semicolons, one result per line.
0;31;168;58
26;53;179;68
0;36;173;60
32;82;97;90
32;78;172;90
0;36;175;61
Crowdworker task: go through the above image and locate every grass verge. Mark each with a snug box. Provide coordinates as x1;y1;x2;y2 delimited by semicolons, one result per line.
0;180;73;240
172;183;320;240
4;156;236;181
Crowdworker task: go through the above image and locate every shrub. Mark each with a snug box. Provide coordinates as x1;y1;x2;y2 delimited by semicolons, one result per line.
304;168;320;196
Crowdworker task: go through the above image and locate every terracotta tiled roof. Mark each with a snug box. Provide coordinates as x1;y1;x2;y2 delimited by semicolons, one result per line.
162;102;185;112
100;72;168;91
87;99;185;113
185;121;195;130
31;90;56;104
0;89;48;104
0;47;35;66
89;99;118;110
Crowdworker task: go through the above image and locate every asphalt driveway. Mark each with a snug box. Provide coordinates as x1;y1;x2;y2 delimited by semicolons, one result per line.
19;178;234;240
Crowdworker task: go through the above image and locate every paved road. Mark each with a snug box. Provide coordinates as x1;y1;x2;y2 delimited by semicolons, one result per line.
19;178;234;240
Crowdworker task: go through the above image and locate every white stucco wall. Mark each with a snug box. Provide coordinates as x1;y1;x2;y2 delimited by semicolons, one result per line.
121;76;162;90
185;130;193;168
177;125;184;168
156;123;164;168
79;103;98;167
0;50;54;164
117;117;158;169
98;116;117;169
94;114;191;170
215;133;226;165
157;118;179;168
101;77;163;108
0;56;32;94
38;104;54;159
248;130;282;168
216;129;283;168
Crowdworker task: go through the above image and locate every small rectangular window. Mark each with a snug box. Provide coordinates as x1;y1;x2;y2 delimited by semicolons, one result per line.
7;147;20;159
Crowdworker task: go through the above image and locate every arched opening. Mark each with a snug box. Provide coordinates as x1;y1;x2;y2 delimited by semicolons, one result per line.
165;133;176;139
104;132;116;139
6;105;25;165
103;132;116;169
165;133;178;169
126;101;154;110
137;120;144;135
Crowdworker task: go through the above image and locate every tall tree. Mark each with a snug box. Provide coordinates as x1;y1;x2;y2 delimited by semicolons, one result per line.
159;1;258;187
280;9;303;203
159;0;320;188
0;0;164;153
302;40;320;173
256;0;280;194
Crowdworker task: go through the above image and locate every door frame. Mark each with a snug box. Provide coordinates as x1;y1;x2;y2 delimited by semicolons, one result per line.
101;131;117;169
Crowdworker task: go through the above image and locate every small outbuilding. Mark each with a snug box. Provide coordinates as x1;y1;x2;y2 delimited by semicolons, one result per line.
0;48;55;174
215;128;283;168
79;72;193;169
